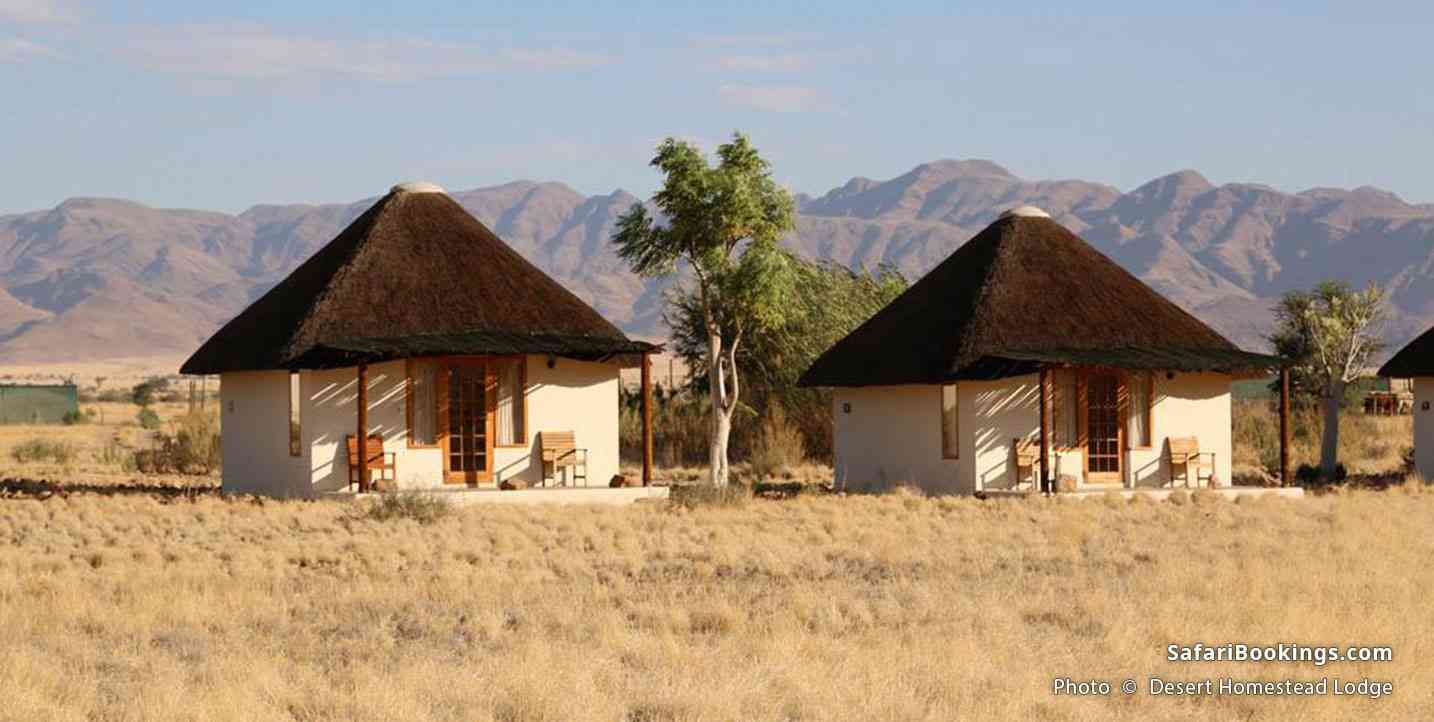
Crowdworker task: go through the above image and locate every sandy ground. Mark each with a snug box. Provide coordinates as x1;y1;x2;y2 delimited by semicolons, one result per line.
0;355;193;392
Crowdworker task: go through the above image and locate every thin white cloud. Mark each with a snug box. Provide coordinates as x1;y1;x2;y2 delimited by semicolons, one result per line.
718;83;830;113
112;23;606;83
500;46;607;70
691;33;803;49
716;53;812;72
0;0;83;24
0;36;63;62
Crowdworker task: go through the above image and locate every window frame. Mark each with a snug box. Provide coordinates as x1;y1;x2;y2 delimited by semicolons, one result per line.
493;356;529;448
940;382;959;460
405;358;441;449
1125;370;1155;449
287;371;302;457
1050;368;1083;452
407;355;528;449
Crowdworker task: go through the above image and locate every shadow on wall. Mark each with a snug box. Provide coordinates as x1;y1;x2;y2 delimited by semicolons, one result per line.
974;382;1040;491
1130;453;1165;489
308;371;408;492
494;444;535;485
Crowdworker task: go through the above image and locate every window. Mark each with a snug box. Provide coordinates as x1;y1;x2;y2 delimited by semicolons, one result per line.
1052;369;1079;449
1127;371;1153;448
407;360;438;447
495;358;527;446
288;372;301;457
941;383;959;459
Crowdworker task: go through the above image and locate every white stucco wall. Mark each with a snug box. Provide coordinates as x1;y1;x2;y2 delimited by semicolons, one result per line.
504;356;620;487
966;374;1042;492
1415;378;1434;480
1129;372;1233;489
303;360;429;493
220;355;621;497
831;385;965;493
831;371;1234;495
219;371;308;496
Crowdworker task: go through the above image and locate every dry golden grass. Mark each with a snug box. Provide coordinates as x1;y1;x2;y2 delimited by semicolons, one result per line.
0;401;208;486
1;486;1431;721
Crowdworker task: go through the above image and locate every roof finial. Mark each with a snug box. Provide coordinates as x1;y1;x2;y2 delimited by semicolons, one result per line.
999;205;1050;219
391;181;446;195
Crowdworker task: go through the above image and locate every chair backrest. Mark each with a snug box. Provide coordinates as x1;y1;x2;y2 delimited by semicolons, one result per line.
541;431;576;453
346;434;385;465
1168;436;1199;457
1013;437;1038;465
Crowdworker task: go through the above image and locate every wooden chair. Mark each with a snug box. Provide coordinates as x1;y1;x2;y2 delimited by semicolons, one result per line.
1012;437;1040;490
346;434;396;491
540;431;587;487
1166;437;1214;488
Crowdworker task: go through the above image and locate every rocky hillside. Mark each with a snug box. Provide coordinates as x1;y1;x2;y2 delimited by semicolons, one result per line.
2;161;1431;364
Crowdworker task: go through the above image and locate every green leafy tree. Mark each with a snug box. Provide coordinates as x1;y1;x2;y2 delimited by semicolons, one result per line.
1269;280;1387;480
136;407;161;431
612;132;797;486
667;258;907;458
131;376;168;407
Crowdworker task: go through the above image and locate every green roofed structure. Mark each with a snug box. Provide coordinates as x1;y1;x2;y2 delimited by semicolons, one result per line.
0;384;79;424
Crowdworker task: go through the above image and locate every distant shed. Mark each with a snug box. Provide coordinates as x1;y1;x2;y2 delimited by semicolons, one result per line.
0;384;79;424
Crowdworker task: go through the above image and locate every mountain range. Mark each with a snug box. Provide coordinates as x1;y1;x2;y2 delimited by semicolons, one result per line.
2;159;1432;366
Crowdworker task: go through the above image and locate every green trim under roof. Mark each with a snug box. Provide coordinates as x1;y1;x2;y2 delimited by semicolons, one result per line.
284;330;660;370
979;347;1282;375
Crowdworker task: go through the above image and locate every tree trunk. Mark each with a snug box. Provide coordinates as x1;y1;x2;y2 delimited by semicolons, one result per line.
711;406;732;486
1319;379;1345;480
706;329;731;487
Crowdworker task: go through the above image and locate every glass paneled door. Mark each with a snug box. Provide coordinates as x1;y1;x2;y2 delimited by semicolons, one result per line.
1084;372;1123;483
439;360;492;484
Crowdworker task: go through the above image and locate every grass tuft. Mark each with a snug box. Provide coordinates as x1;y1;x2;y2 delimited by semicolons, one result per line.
361;491;453;524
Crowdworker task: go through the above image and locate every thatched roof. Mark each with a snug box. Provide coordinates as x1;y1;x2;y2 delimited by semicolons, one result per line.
799;208;1279;386
181;183;654;374
1379;326;1434;377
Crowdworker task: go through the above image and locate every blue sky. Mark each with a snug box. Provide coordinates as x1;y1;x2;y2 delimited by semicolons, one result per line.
1;1;1431;213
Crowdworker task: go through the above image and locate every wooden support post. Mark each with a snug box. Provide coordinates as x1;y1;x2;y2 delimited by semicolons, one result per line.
1280;366;1291;487
357;363;370;493
641;353;653;486
1039;367;1051;494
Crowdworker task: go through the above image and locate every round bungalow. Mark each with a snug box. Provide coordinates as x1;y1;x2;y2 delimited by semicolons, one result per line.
798;206;1285;495
1378;328;1434;479
182;182;659;498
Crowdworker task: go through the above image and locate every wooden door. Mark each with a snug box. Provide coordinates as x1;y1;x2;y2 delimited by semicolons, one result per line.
439;360;494;484
1083;372;1123;483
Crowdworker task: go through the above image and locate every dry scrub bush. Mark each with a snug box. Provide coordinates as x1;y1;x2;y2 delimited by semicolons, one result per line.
361;491;454;524
1232;400;1411;479
668;482;752;509
748;405;806;480
134;409;221;475
8;437;77;465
